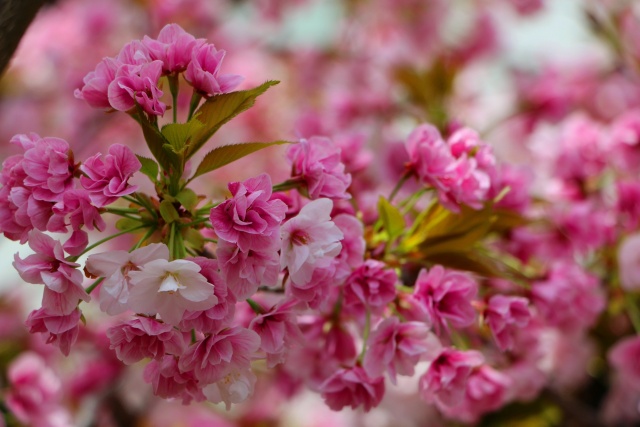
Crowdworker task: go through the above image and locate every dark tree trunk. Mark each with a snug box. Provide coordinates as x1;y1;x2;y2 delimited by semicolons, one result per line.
0;0;49;77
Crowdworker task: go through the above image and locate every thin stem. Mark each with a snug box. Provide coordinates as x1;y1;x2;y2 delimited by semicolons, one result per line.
133;193;158;219
203;238;218;244
122;195;141;206
246;298;264;314
181;217;210;228
389;171;412;202
70;224;146;260
131;227;156;251
272;178;304;193
85;277;104;294
168;222;176;260
187;91;202;122
191;329;197;344
105;207;141;214
196;203;217;215
168;74;179;123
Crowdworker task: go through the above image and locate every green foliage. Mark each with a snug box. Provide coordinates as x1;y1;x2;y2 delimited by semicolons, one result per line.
136;155;159;183
159;200;180;224
115;217;142;231
377;196;406;241
176;188;198;212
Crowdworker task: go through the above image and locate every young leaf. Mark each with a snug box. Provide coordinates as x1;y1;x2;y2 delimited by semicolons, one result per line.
161;121;204;154
378;196;405;240
135;108;180;171
176;188;198;211
159;200;180;223
136;155;159;183
191;140;290;180
186;80;280;158
116;217;141;231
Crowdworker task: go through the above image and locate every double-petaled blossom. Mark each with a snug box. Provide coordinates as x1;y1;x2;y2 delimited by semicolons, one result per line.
127;258;218;326
143;23;204;74
363;316;440;383
106;317;186;365
202;368;257;409
13;230;89;315
5;352;71;427
419;348;484;409
319;366;385;412
185;43;244;97
49;189;105;233
280;198;343;286
484;295;530;351
73;57;119;110
211;173;287;253
143;355;205;404
413;265;478;335
608;335;640;387
178;326;260;384
108;60;166;116
286;137;352;200
25;308;82;356
249;298;303;367
343;260;397;309
406;124;453;190
85;243;169;315
80;144;141;207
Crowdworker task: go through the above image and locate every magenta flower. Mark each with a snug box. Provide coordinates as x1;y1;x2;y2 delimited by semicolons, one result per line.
280;198;343;286
286;137;352;200
107;61;166;116
25;308;82;356
608;335;640;386
485;295;530;351
143;23;204;74
343;260;397;309
127;258;218;326
178;326;260;384
319;366;385;412
13;230;89;315
419;348;484;409
210;173;287;252
49;189;106;232
74;57;119;110
143;355;205;404
107;317;186;365
363;316;439;383
185;43;243;97
85;243;169;315
405;124;454;189
249;298;303;367
413;265;478;335
80;143;141;207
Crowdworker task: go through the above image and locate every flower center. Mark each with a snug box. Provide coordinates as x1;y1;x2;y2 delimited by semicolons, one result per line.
291;229;310;246
158;273;184;294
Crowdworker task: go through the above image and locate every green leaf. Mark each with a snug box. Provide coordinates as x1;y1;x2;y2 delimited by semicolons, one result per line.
135;108;180;171
136;155;159;183
191;140;290;180
161;121;204;154
159;200;180;223
186;81;280;158
183;228;204;251
176;188;198;211
377;196;405;240
116;217;141;231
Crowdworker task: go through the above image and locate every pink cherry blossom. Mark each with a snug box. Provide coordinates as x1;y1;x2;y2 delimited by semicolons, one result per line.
484;295;530;351
249;298;303;367
49;189;105;232
319;366;385;412
332;213;365;272
202;368;257;409
80;144;141;207
127;258;218;326
178;326;260;384
143;355;205;404
107;317;186;365
143;23;204;74
413;265;478;335
85;243;169;315
363;316;440;383
616;180;640;229
419;348;484;409
13;230;89;315
343;259;397;309
74;57;119;110
286;137;352;200
608;335;640;387
280;198;343;286
619;233;640;291
107;60;166;116
210;173;287;252
185;43;244;97
405;124;454;189
25;308;82;356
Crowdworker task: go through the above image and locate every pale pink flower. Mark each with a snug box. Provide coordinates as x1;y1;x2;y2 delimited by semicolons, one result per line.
178;326;260;384
485;295;530;351
618;233;640;291
508;0;544;15
319;366;385;412
419;348;484;409
286;137;352;200
85;243;169;315
286;263;340;307
144;355;205;404
608;335;640;387
413;266;478;335
116;40;152;66
216;239;280;301
74;57;119;110
343;260;397;309
13;230;89;315
107;317;186;365
25;308;82;356
332;213;365;272
143;23;204;74
185;43;243;97
202;368;257;409
80;144;141;207
107;60;166;116
280;198;343;286
249;298;303;367
363;316;440;383
334;132;373;174
531;261;604;331
127;258;218;326
210;173;287;252
5;352;71;427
